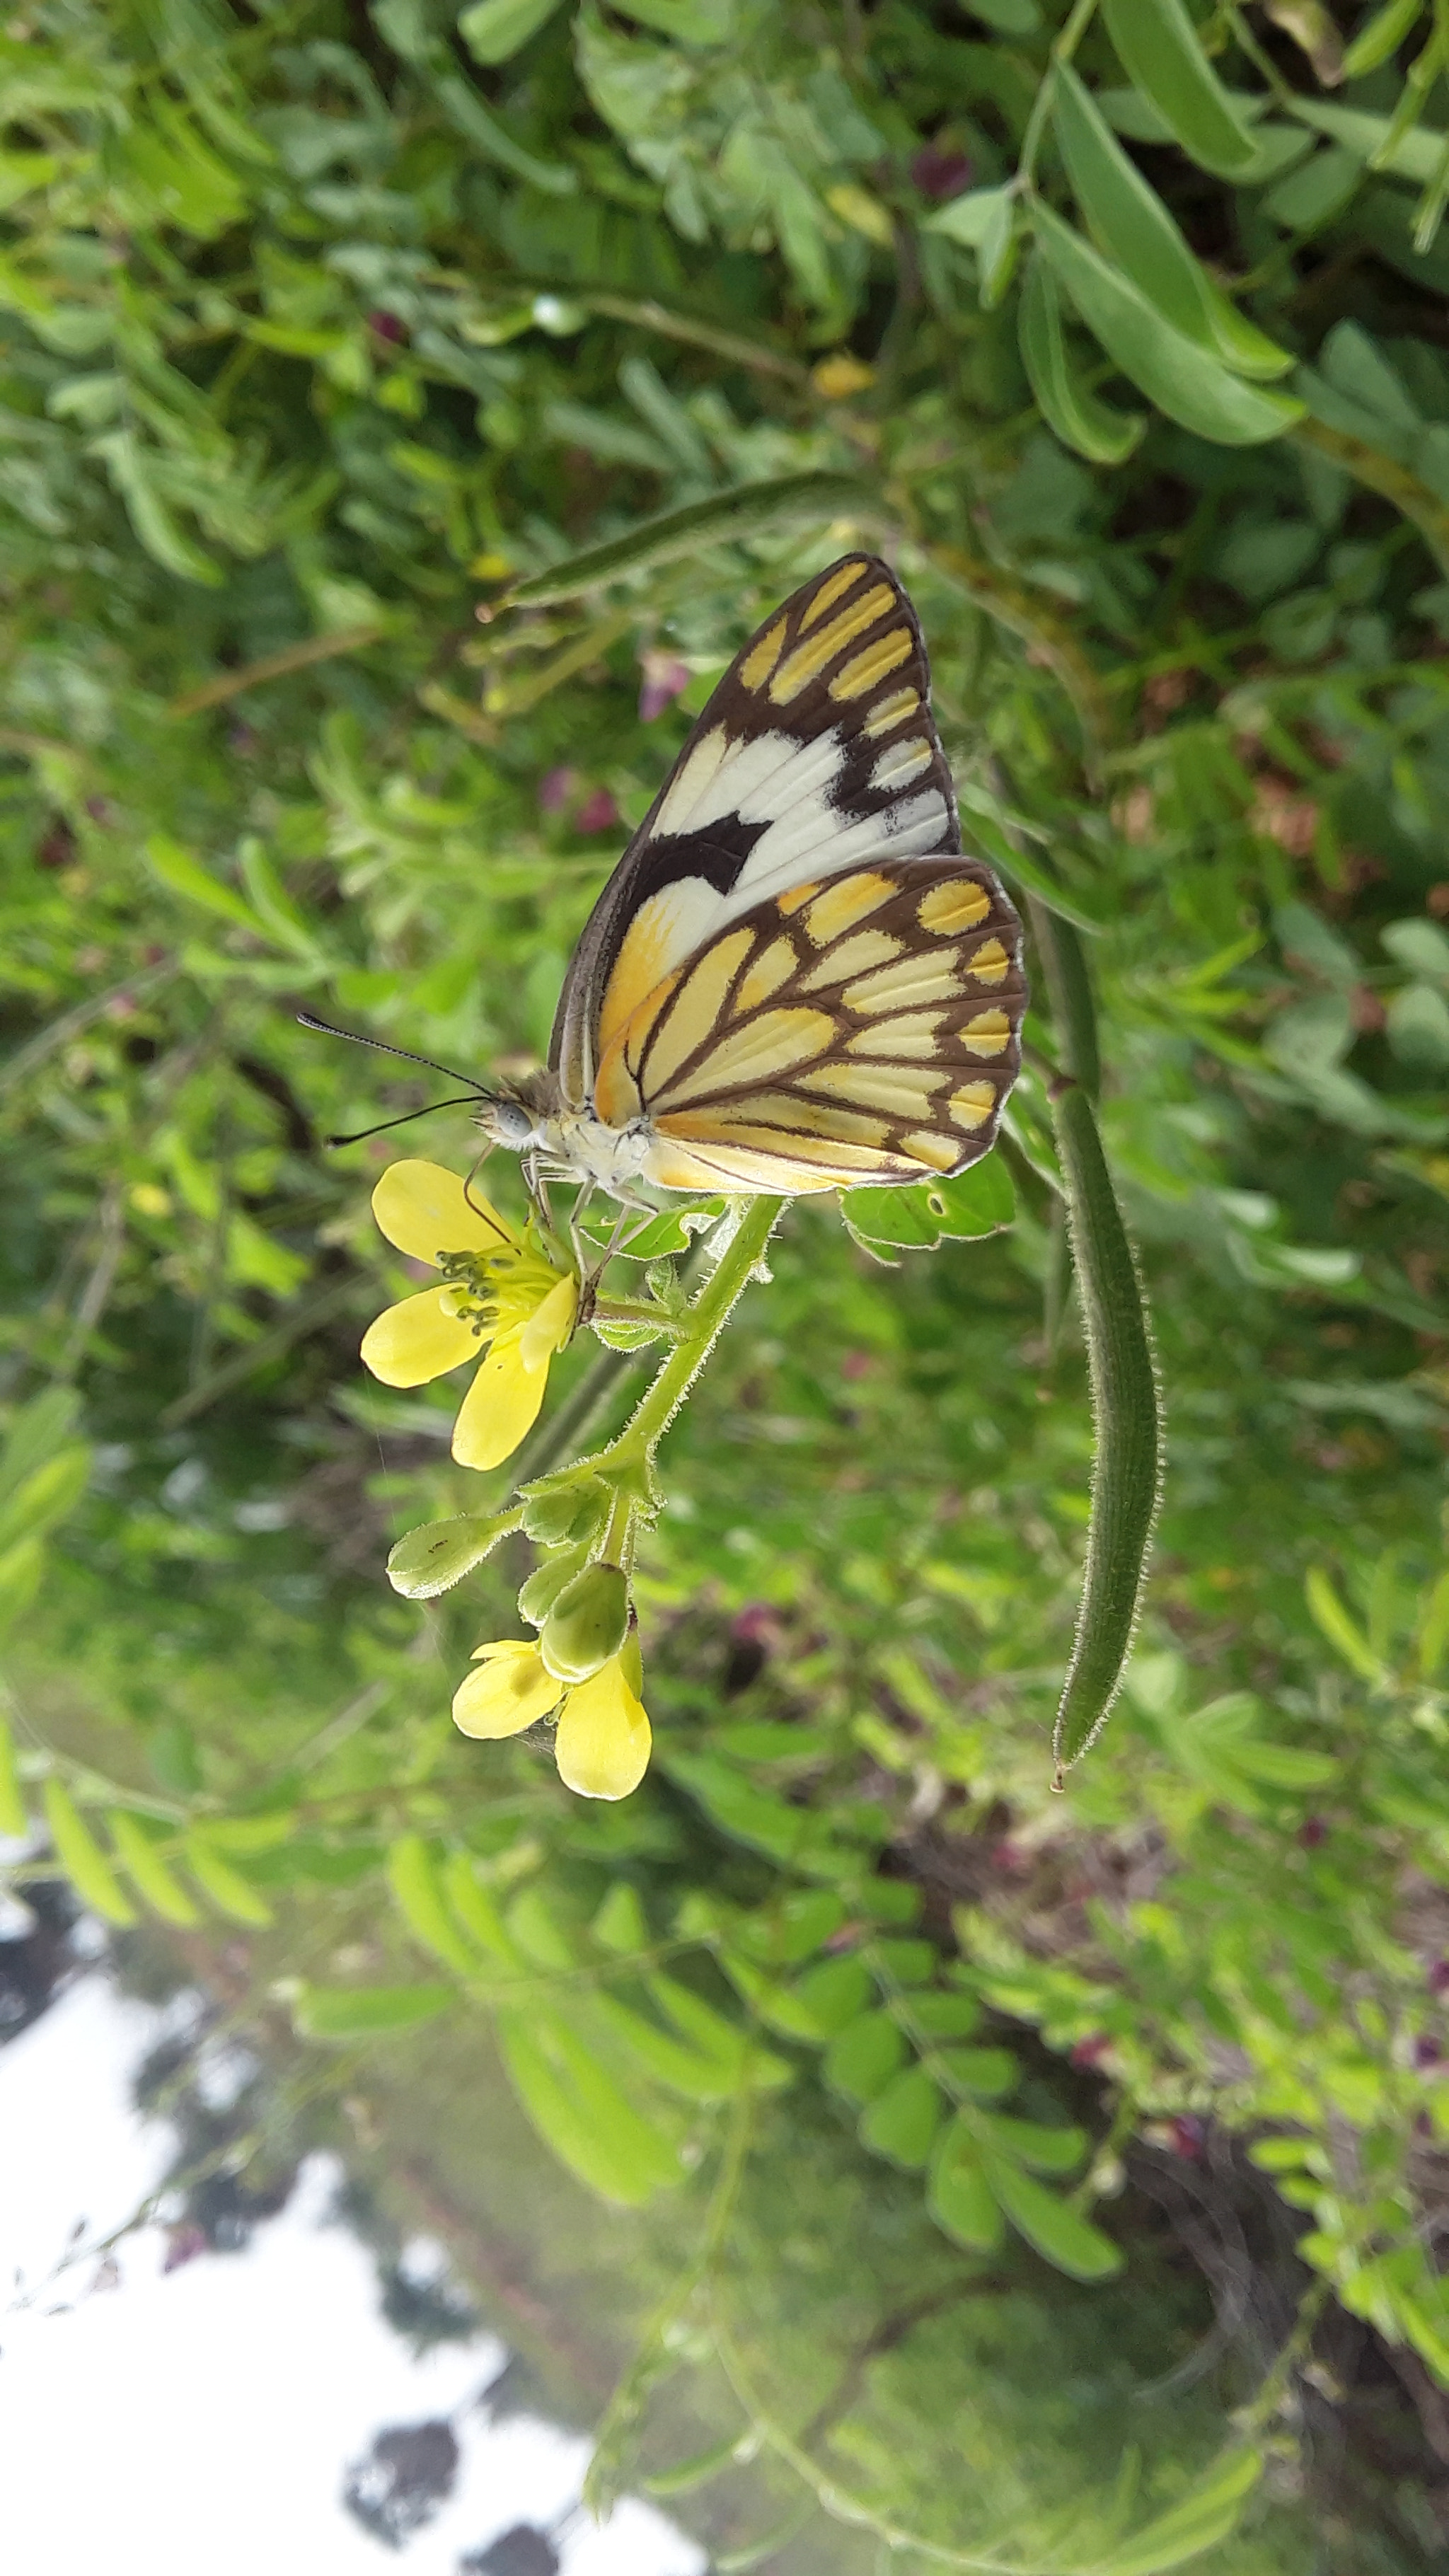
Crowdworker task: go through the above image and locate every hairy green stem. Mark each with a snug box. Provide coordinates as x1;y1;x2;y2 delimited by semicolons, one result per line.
594;1199;783;1471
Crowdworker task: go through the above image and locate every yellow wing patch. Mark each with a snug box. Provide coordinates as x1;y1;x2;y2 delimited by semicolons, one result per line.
598;854;1025;1191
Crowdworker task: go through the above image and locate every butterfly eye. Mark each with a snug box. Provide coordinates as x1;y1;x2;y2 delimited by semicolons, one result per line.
485;1101;536;1147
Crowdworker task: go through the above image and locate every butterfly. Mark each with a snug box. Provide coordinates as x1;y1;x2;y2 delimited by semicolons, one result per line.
308;555;1027;1205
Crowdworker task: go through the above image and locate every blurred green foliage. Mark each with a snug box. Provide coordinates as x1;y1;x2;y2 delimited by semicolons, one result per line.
4;0;1449;2565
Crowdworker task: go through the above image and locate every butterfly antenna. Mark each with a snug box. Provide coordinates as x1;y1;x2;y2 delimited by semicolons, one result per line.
296;1012;490;1095
323;1096;489;1150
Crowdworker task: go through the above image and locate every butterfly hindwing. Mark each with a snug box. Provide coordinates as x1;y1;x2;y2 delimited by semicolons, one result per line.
590;855;1025;1195
550;553;961;1111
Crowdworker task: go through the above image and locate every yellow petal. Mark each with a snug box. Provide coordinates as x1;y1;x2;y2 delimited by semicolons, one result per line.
453;1641;560;1739
554;1658;652;1801
371;1160;514;1264
361;1286;480;1387
451;1341;549;1470
519;1271;577;1369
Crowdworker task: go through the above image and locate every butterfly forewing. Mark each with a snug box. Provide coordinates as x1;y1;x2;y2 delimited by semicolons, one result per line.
549;552;1027;1194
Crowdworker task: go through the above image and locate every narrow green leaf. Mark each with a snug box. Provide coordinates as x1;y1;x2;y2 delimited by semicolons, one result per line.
986;2159;1123;2277
0;1713;26;1839
642;2432;754;2497
1032;205;1304;446
0;1446;89;1557
1343;0;1426;79
144;833;270;935
1100;0;1258;177
294;1981;453;2038
43;1779;137;1925
1050;1084;1163;1774
441;1851;520;1963
495;2006;682;2203
502;474;873;606
1019;256;1145;466
978;188;1020;309
1052;69;1293;381
1090;2449;1262;2576
1286;96;1447;185
458;0;564;62
183;1832;274;1925
1305;1566;1385;1682
858;2064;943;2168
108;1810;201;1926
387;1833;477;1974
0;1388;81;1499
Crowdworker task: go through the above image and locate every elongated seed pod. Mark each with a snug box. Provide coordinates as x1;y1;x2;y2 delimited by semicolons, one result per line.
502;475;872;607
1050;1082;1162;1776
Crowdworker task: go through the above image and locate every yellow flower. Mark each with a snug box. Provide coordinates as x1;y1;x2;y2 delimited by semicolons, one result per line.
452;1639;652;1802
360;1160;576;1470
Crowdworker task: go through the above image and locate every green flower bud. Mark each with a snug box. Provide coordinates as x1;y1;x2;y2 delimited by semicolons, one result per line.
521;1476;605;1547
517;1541;589;1628
387;1513;516;1600
539;1562;630;1685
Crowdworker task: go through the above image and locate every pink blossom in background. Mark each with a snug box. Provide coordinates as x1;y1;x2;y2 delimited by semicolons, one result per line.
575;786;620;834
536;766;575;814
638;648;691;722
367;309;406;343
911;144;974;201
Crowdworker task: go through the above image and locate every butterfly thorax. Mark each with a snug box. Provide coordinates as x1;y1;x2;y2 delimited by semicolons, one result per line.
477;1075;654;1197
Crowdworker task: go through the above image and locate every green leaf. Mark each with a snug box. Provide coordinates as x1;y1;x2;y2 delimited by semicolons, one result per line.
1050;1082;1163;1774
1019;256;1145;466
924;184;1012;249
841;1149;1015;1254
1051;69;1293;381
978;187;1021;309
387;1833;478;1973
42;1780;137;1925
495;2006;683;2203
0;1388;80;1499
789;1953;873;2035
642;2432;754;2497
386;1513;518;1599
1343;0;1428;79
0;1445;89;1556
859;2064;943;2168
895;1989;980;2038
458;0;565;62
1305;1566;1385;1683
1091;2449;1262;2576
183;1832;274;1925
974;2110;1086;2173
108;1810;202;1926
1100;0;1259;178
824;2008;907;2103
144;834;270;935
986;2159;1122;2277
441;1852;519;1963
0;1712;26;1839
294;1981;454;2038
1288;96;1447;185
504;475;873;605
935;2044;1018;2098
928;2120;1005;2251
1032;204;1304;446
